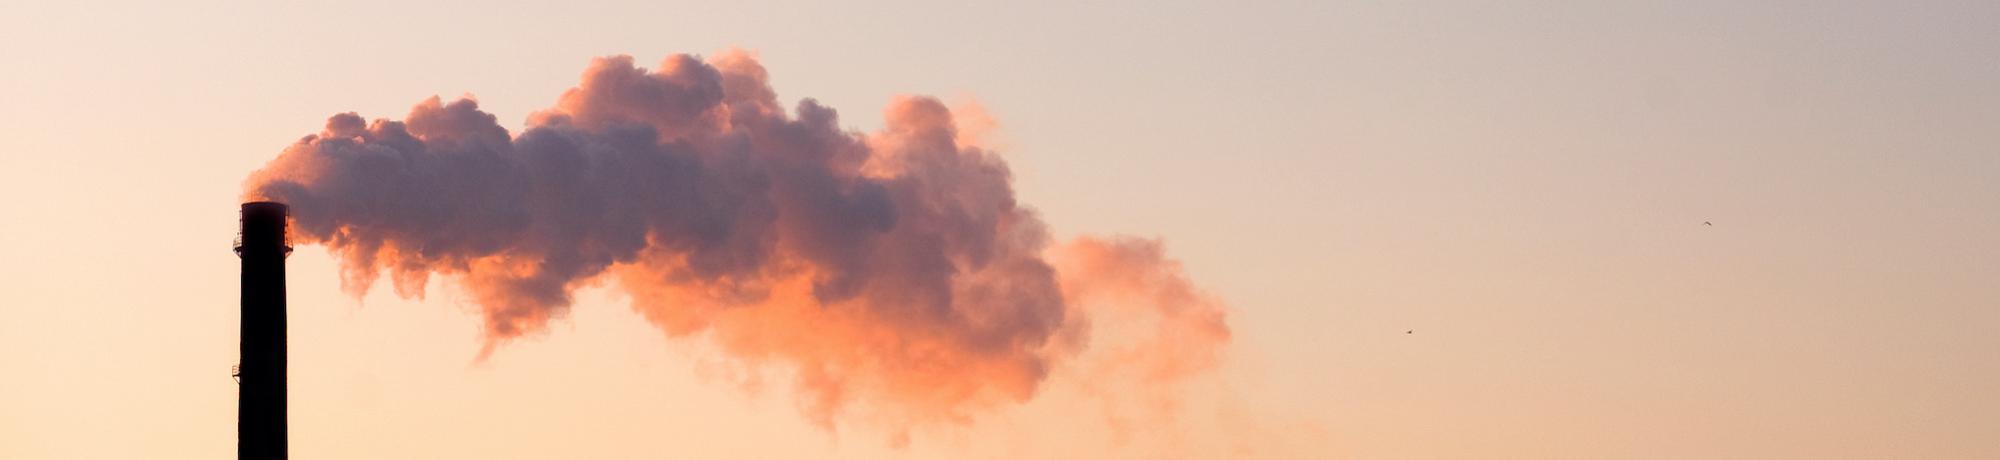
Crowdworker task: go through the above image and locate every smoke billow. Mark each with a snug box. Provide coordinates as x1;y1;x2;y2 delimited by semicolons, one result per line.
244;50;1231;436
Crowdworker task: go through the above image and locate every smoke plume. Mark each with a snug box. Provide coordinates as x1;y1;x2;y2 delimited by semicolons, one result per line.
244;50;1231;437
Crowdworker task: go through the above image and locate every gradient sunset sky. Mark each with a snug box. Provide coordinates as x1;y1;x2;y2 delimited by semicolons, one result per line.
3;1;1997;458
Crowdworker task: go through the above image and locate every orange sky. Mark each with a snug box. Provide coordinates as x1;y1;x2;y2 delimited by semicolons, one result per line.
3;1;1997;458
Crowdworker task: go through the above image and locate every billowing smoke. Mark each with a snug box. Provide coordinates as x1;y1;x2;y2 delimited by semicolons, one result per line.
244;50;1230;437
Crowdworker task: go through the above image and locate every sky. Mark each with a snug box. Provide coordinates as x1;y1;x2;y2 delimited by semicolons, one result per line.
1;1;1996;458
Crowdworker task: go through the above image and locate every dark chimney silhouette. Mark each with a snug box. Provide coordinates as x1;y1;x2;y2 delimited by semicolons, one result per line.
236;202;291;460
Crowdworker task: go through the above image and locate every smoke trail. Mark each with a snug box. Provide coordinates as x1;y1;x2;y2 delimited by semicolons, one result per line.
244;50;1230;437
1052;236;1233;442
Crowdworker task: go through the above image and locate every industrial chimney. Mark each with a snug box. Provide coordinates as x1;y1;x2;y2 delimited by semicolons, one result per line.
235;202;291;460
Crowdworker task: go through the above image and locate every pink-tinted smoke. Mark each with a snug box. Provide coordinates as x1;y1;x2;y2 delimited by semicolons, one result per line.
243;50;1231;439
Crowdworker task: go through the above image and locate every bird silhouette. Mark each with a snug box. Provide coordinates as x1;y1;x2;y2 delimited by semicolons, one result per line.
1703;221;1712;226
1406;330;1413;334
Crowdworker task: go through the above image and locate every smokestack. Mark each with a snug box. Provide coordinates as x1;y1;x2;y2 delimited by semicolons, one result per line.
235;201;290;460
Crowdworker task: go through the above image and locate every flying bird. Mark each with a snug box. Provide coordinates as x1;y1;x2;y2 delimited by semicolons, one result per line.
1703;221;1712;226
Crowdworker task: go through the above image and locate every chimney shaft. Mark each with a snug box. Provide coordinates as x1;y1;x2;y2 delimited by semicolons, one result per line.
237;202;290;460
